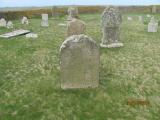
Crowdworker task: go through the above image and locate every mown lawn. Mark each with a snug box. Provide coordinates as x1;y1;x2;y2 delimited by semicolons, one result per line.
0;13;160;120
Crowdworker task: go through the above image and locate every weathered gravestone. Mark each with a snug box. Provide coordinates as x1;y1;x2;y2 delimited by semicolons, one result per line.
41;14;49;27
67;7;79;21
0;18;7;27
67;18;86;37
60;34;99;89
148;17;158;33
22;16;29;25
100;6;123;48
7;21;13;29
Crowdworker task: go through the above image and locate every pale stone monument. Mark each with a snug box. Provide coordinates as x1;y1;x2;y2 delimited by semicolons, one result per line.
148;17;158;33
139;16;143;22
100;6;123;48
22;16;29;25
7;21;13;29
0;18;7;27
127;17;133;21
152;6;157;13
67;18;86;37
147;14;151;18
60;34;99;89
26;33;38;38
41;14;49;27
67;7;79;21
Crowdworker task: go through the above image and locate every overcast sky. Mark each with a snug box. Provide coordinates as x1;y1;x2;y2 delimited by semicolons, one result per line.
0;0;160;7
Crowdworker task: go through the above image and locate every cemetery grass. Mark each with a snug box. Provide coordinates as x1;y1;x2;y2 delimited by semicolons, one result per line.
0;13;160;120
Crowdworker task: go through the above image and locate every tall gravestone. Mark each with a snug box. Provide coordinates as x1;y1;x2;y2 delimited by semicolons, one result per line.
60;34;99;89
100;6;123;48
41;14;49;27
148;17;158;33
67;7;79;21
152;6;157;13
67;18;86;37
139;16;143;22
22;16;29;25
0;18;7;27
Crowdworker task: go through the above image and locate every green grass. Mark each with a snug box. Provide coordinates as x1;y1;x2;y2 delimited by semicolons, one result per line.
0;13;160;120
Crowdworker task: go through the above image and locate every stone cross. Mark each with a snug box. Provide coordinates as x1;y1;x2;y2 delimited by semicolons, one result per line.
7;21;13;29
67;7;79;21
148;17;158;33
0;18;7;27
100;6;123;48
60;34;99;89
22;16;29;25
41;14;49;27
67;18;86;37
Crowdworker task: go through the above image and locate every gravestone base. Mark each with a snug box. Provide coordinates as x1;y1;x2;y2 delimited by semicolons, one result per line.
100;43;123;48
148;24;158;33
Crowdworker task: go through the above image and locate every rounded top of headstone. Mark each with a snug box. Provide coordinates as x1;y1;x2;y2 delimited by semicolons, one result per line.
101;6;122;27
60;34;98;52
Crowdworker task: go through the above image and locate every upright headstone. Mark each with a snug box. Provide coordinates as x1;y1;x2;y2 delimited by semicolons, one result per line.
41;14;49;27
152;6;157;13
22;16;29;25
139;16;144;22
67;7;79;21
7;21;13;29
148;17;158;33
67;18;86;37
100;6;123;48
60;34;99;89
0;18;7;27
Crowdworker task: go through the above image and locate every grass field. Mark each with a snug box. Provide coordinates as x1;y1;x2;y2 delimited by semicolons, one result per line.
0;13;160;120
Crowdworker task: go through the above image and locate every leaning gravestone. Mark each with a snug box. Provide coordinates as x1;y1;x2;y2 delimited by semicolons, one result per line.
22;16;29;25
7;21;13;29
0;18;7;27
60;34;99;89
100;6;123;48
148;17;158;33
41;14;49;27
67;18;86;37
67;7;79;21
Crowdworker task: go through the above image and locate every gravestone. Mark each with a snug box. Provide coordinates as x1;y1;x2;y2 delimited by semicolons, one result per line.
152;6;157;13
22;16;29;24
100;6;123;48
7;21;13;29
67;18;86;37
148;17;158;33
60;34;99;89
147;14;151;18
0;18;7;27
139;16;143;22
0;29;30;38
26;33;38;38
127;17;132;21
67;7;79;21
41;14;49;27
